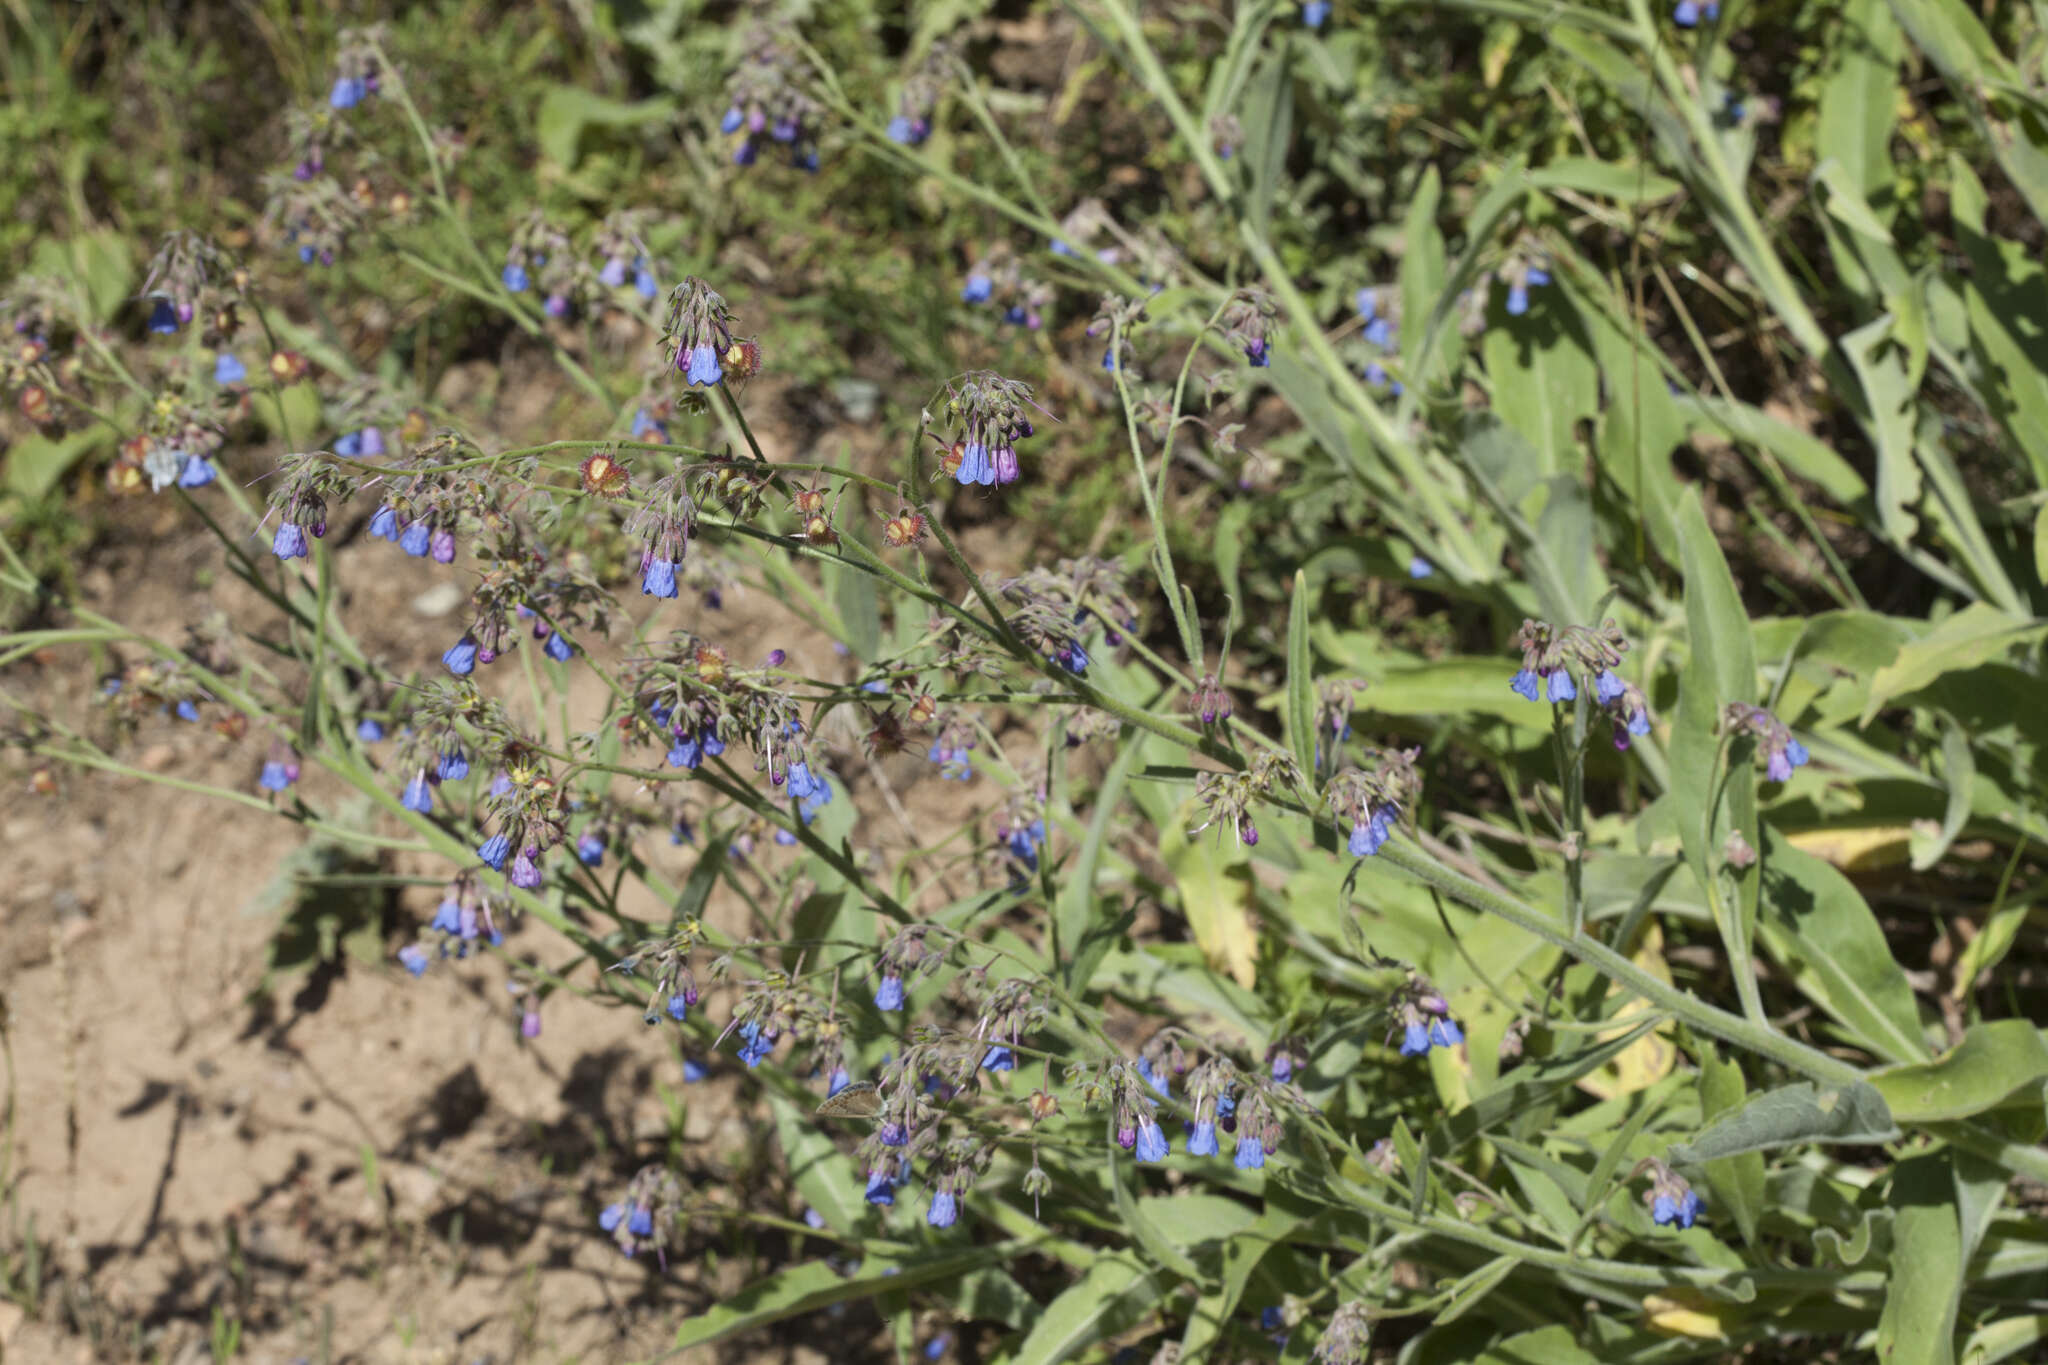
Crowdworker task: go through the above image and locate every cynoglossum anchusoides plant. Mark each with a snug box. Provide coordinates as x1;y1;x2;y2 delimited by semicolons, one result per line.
9;2;2048;1360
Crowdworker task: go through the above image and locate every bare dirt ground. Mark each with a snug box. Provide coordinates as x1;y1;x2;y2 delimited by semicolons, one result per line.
1;353;1027;1364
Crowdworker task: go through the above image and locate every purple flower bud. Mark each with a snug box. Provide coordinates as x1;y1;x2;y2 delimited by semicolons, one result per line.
874;973;905;1011
927;1189;958;1228
510;845;543;888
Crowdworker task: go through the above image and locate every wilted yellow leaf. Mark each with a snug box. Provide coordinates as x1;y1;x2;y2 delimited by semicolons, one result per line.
1642;1290;1733;1340
1577;921;1677;1101
1160;799;1258;989
1784;826;1913;872
1481;24;1517;88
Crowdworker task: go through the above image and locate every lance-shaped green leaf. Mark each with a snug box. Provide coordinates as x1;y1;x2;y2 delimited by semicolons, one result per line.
1886;0;2048;226
1285;570;1315;778
769;1090;866;1232
1817;0;1903;207
1668;1082;1898;1165
1859;602;2048;725
671;1244;1024;1351
1756;833;1929;1065
1870;1019;2048;1124
1696;1047;1766;1246
1108;1153;1203;1284
1178;1200;1306;1359
1839;314;1922;547
1012;1250;1167;1364
1876;1152;1964;1365
1671;496;1759;997
1479;299;1600;483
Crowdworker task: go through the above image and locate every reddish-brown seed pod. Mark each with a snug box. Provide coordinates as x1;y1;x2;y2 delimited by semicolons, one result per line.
723;338;762;380
580;452;631;498
881;508;927;548
18;385;53;425
106;455;146;497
